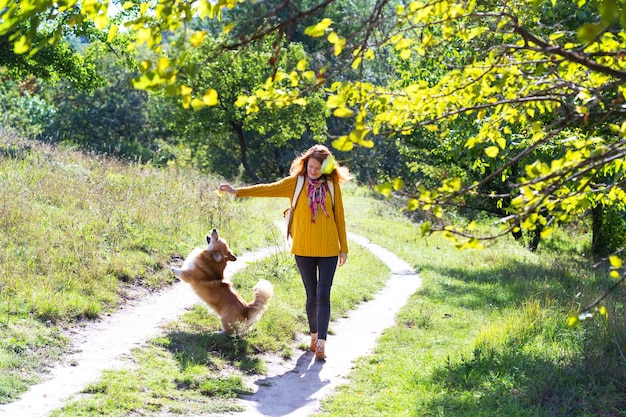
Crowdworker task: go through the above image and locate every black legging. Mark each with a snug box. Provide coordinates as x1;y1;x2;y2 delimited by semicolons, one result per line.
294;255;338;340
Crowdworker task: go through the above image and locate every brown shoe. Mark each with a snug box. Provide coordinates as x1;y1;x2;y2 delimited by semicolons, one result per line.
309;333;318;352
315;340;326;360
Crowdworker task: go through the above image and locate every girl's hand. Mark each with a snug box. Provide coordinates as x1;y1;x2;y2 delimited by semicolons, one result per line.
339;252;347;266
219;183;238;195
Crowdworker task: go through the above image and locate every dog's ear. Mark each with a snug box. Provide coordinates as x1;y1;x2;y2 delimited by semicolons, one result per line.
227;251;237;262
206;235;211;245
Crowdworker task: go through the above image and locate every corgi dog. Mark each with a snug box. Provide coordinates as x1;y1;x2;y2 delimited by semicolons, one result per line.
172;229;273;334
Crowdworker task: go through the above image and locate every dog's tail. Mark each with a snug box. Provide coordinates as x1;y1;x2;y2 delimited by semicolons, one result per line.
247;279;274;324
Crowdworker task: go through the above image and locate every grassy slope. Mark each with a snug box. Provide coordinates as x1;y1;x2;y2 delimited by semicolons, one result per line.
0;136;276;403
319;197;626;416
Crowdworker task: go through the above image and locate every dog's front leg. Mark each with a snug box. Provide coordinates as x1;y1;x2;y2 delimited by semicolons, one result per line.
171;266;184;280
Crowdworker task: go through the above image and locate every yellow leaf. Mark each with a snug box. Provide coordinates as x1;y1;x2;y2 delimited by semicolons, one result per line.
234;96;248;107
222;23;236;34
181;85;192;95
393;178;404;191
107;25;118;43
326;95;343;109
289;71;299;87
467;221;477;231
182;94;192;109
485;146;499;158
202;88;218;106
190;97;207;110
400;49;411;59
349;129;369;143
332;136;353;151
297;59;308;71
334;107;354;118
304;18;332;37
14;35;30;54
567;315;579;327
540;227;553;238
137;27;152;45
93;14;109;29
321;155;336;174
333;37;346;56
327;32;339;43
157;57;169;73
190;30;207;47
609;255;622;268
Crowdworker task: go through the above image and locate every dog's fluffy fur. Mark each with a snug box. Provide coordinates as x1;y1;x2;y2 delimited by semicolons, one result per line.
172;229;273;334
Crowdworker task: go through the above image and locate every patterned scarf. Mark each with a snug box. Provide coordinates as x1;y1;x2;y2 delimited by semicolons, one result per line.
307;176;330;222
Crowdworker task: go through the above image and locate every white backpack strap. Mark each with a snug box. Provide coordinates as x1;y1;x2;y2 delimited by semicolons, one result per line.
292;175;305;209
327;180;335;208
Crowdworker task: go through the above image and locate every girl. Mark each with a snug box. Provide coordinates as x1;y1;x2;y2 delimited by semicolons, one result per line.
219;144;351;360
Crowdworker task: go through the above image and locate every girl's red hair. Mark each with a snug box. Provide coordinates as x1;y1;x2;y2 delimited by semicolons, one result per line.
289;144;352;182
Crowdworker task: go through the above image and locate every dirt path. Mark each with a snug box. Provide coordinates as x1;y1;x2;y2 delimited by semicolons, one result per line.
237;232;421;417
0;232;421;417
0;246;282;417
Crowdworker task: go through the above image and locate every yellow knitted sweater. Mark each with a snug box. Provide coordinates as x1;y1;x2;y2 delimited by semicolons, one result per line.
236;176;348;257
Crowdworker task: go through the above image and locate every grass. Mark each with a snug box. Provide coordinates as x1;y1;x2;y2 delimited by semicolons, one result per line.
2;134;626;416
316;203;626;417
0;134;278;403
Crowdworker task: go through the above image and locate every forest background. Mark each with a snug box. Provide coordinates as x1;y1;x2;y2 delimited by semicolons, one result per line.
1;0;626;415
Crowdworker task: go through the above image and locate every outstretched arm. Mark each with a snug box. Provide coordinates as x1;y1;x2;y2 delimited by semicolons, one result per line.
219;183;239;196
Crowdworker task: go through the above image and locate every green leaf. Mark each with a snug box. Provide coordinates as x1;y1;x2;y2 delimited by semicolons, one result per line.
321;155;336;174
375;182;393;197
578;22;604;43
599;0;618;24
420;221;432;236
332;136;353;151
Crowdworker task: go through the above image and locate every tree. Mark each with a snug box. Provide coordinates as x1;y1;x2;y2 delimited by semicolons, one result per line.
161;35;328;182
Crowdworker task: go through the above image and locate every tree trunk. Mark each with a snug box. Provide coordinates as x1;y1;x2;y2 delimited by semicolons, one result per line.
511;220;523;241
232;122;263;183
528;225;542;252
591;203;604;258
